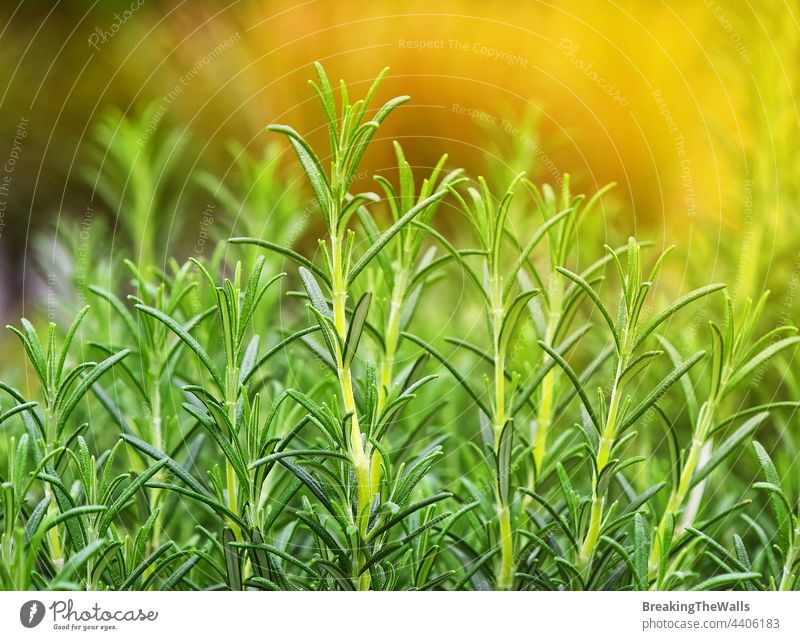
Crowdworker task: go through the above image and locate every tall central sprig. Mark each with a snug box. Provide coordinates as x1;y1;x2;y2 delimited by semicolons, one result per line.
648;292;800;584
267;65;408;523
258;64;451;589
546;239;722;578
412;174;542;590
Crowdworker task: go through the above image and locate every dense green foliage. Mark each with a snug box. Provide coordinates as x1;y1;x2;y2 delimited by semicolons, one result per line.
1;64;799;591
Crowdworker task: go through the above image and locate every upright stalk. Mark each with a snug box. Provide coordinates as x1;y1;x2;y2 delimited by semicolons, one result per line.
378;267;407;411
330;231;372;591
224;366;242;541
43;405;63;570
262;64;456;590
491;276;515;590
533;279;563;471
555;239;717;579
148;374;164;551
779;524;800;591
648;400;715;577
580;352;626;570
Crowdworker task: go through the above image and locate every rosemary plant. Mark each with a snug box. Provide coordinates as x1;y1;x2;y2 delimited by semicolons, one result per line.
0;63;798;593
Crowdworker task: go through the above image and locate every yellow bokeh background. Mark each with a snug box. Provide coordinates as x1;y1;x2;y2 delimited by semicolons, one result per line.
1;0;798;303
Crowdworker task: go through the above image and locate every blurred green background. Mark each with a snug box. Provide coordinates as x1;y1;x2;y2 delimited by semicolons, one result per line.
0;0;798;319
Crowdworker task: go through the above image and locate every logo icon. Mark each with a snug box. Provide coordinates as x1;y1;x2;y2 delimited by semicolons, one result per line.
20;600;45;628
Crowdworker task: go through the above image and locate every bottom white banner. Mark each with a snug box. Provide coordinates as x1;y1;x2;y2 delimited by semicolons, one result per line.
0;591;797;639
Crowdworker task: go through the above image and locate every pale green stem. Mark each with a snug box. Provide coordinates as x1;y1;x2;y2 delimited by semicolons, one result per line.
491;283;515;590
533;276;563;472
533;371;554;472
494;349;506;442
580;356;625;571
149;382;164;552
44;406;63;570
331;233;372;591
225;366;242;542
779;523;800;591
378;267;407;412
649;403;714;577
497;503;514;590
44;494;63;570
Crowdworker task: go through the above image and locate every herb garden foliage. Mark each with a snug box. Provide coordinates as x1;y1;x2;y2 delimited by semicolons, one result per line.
1;64;799;592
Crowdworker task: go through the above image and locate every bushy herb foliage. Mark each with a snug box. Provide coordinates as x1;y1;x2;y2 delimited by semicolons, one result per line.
1;65;798;591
